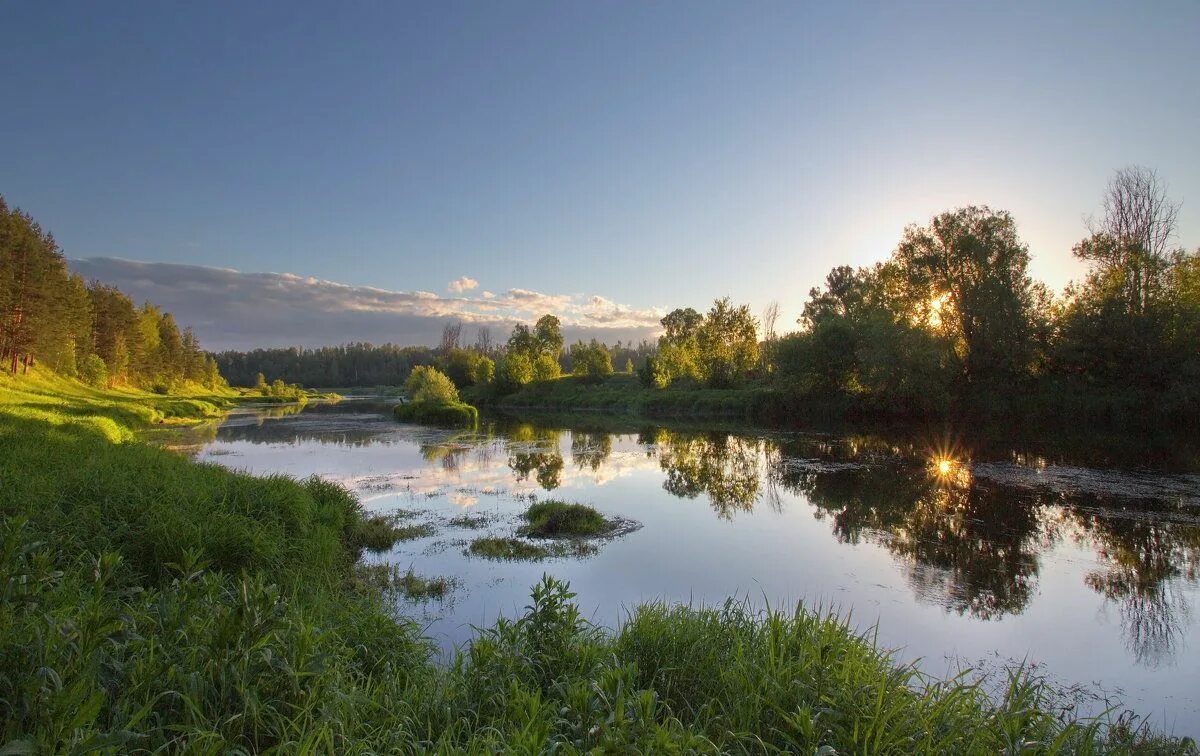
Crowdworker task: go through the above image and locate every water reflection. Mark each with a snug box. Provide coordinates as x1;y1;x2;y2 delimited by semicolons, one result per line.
651;430;779;518
192;404;1200;668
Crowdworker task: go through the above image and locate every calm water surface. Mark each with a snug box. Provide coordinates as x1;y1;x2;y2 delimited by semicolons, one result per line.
176;400;1200;735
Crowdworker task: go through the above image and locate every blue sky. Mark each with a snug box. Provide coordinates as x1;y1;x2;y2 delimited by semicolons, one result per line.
3;1;1198;348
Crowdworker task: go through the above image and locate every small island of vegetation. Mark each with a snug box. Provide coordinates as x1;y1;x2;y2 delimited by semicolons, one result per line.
393;364;480;426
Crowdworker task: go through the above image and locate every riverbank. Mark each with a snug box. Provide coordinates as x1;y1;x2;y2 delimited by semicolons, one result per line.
468;373;773;419
0;369;1191;752
468;373;1200;440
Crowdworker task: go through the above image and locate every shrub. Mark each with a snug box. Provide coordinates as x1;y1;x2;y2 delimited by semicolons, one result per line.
405;365;460;403
78;354;108;387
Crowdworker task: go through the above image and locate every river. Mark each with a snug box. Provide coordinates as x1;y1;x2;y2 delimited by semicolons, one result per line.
165;398;1200;736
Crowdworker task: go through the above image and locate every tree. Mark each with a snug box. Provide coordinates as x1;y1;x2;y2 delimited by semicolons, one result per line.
893;206;1036;382
437;348;495;388
440;320;463;352
534;314;563;358
533;352;561;381
697;298;759;387
570;339;613;380
760;301;780;374
654;308;703;385
1078;166;1181;318
405;365;460;404
475;325;494;355
498;351;534;388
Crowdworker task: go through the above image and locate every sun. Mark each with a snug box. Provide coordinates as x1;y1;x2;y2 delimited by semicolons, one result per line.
927;293;950;327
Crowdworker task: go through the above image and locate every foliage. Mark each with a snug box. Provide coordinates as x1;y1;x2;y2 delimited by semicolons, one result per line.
520;500;612;537
404;365;460;404
78;354;108;388
652;299;759;388
570;339;614;381
216;343;436;388
437;347;495;388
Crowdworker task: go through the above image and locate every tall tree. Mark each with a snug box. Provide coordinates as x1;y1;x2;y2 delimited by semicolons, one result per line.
893;206;1036;382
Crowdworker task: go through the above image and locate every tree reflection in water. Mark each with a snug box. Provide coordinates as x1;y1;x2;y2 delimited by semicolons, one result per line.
570;431;613;472
506;424;565;491
649;430;779;519
643;427;1200;663
1076;510;1200;666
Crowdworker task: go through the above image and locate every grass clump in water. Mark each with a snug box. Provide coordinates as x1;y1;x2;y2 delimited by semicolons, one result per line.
466;536;597;561
350;513;437;551
448;512;490;529
356;563;456;601
520;499;612;537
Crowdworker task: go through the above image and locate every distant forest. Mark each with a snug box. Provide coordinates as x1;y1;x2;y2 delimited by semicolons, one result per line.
212;335;656;388
0;197;224;390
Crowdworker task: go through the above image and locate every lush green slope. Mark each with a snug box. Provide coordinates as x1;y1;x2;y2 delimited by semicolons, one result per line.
0;370;1190;753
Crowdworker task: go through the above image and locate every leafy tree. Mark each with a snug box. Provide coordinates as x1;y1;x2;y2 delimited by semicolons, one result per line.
697;298;759;387
534;315;563;358
533;353;562;382
405;365;460;404
498;351;534;388
570;340;613;380
893;206;1036;382
437;348;495;388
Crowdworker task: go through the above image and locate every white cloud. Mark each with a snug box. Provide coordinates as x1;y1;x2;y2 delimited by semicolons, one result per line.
69;257;664;351
447;276;479;293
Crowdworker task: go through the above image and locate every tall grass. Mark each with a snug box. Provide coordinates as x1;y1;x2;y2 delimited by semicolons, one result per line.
0;370;1193;753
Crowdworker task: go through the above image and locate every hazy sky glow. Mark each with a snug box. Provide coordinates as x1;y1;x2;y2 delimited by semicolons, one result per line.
4;1;1199;348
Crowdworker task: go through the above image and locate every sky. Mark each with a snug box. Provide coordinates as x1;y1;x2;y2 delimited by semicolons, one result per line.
3;1;1199;349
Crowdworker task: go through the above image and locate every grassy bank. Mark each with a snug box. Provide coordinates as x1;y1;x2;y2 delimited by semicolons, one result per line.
0;370;1191;752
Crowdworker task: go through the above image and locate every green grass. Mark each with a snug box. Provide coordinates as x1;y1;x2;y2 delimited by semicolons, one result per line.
349;513;437;552
465;536;598;561
356;564;456;601
0;368;1192;753
394;399;479;427
520;499;613;537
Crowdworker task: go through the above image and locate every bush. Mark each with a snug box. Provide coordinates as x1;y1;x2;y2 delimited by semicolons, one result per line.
405;365;460;403
78;354;108;387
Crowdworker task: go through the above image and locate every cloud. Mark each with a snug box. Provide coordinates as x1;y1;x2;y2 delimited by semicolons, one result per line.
69;257;664;351
447;276;479;293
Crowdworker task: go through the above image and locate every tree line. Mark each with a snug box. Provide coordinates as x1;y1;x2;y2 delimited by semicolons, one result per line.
213;319;657;389
0;197;224;390
774;166;1198;426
